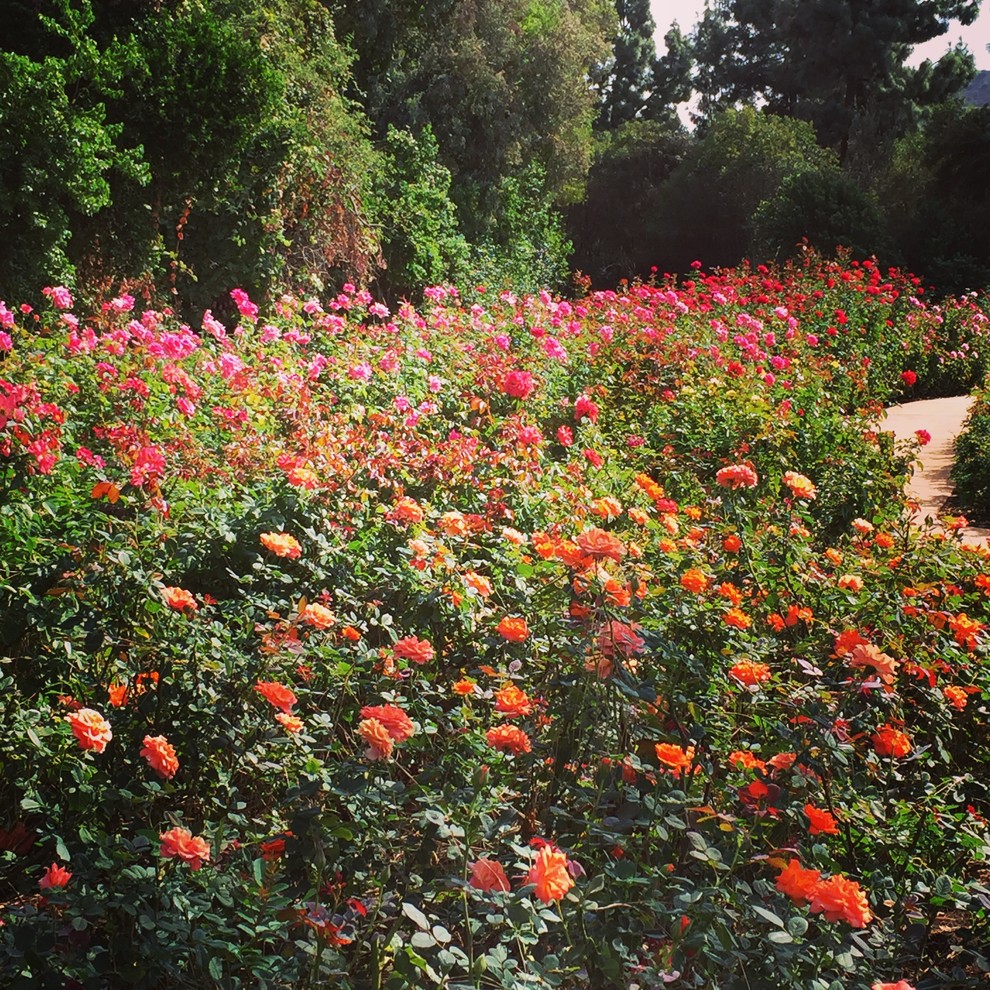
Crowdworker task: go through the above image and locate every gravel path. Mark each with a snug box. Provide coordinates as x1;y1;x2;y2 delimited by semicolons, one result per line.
883;394;990;546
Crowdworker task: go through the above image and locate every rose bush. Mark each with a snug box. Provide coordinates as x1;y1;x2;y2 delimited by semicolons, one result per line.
1;255;989;988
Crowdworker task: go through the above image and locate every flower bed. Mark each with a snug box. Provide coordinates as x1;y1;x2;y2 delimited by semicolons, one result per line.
2;257;989;989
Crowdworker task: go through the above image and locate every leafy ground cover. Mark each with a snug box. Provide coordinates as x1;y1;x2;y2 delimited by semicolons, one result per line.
2;256;990;989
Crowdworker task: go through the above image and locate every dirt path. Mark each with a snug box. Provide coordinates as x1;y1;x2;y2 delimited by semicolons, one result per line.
882;394;990;546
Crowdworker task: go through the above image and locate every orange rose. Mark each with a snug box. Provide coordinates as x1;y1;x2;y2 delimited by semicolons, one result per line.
469;858;511;893
255;680;298;713
680;568;709;594
390;496;424;524
486;724;531;756
728;659;771;687
654;742;696;775
872;724;911;759
141;735;179;779
107;682;128;707
358;718;394;760
160;827;211;871
782;471;817;500
260;532;302;559
161;586;197;612
497;616;529;643
66;708;112;753
527;844;574;903
299;602;334;629
728;750;766;772
452;678;478;696
723;608;752;629
494;684;534;718
276;712;304;733
943;685;968;710
463;571;493;597
775;860;821;903
804;803;840;836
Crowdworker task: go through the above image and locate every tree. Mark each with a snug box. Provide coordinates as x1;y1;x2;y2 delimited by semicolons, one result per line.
594;1;693;129
879;102;990;292
654;107;835;269
568;119;690;282
691;0;980;162
330;0;613;236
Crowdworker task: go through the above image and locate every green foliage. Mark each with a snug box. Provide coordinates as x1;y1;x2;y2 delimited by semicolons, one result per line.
467;165;573;294
375;127;469;298
594;0;693;130
880;103;990;296
656;108;835;270
569;118;690;283
690;0;980;162
752;167;887;263
953;382;990;521
0;1;147;302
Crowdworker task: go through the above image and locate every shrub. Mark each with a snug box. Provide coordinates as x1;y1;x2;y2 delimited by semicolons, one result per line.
2;257;989;989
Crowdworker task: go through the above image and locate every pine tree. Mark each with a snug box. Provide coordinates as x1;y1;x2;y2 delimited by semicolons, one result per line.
691;0;980;160
595;0;693;129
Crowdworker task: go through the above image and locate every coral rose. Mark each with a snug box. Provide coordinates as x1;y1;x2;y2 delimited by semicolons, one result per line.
160;827;211;871
809;874;873;927
597;620;645;659
141;735;179;779
873;982;916;990
38;862;72;890
360;704;415;742
527;844;574;903
576;526;625;563
469;858;511;893
392;635;434;665
848;643;898;685
715;464;758;489
66;708;112;753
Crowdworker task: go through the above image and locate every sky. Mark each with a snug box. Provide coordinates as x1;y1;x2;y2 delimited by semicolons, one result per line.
650;0;990;69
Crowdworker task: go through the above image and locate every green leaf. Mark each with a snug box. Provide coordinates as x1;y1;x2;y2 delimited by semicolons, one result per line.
752;905;784;928
767;930;793;944
402;902;430;931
